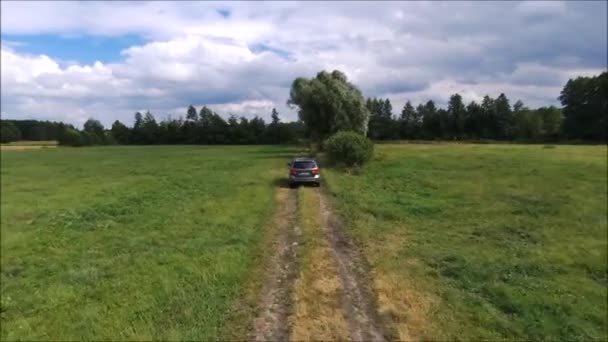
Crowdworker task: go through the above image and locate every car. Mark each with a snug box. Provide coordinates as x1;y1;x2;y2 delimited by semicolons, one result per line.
287;158;321;188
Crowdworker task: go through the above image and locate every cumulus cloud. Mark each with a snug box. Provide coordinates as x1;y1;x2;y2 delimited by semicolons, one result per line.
0;0;606;127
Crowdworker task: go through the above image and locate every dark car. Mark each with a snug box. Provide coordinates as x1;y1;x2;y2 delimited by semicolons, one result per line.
288;158;320;188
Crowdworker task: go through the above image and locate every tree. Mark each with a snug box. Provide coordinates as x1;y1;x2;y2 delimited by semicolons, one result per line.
0;121;21;143
266;108;281;144
130;112;144;144
271;108;280;125
367;97;397;140
186;105;198;121
182;106;199;143
447;93;466;139
421;100;440;139
288;70;370;142
83;118;104;136
141;111;159;144
513;107;542;140
495;93;513;139
199;106;213;126
58;128;84;146
83;118;105;144
437;108;450;139
249;116;267;144
464;101;483;139
382;99;393;120
537;106;563;139
399;101;419;139
480;95;496;139
111;120;130;144
559;72;607;141
29;125;49;140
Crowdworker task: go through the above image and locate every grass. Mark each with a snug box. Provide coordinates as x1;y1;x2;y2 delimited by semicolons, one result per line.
1;145;296;341
323;143;608;341
2;143;606;340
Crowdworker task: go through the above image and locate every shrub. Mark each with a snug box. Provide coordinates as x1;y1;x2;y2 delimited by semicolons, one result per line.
80;131;96;146
58;129;84;147
323;131;374;167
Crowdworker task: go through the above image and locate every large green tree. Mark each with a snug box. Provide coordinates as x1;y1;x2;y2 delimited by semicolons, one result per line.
559;72;607;141
287;70;370;141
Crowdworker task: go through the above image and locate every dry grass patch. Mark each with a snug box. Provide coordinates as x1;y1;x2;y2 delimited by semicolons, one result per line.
1;145;57;151
373;270;440;342
290;188;350;341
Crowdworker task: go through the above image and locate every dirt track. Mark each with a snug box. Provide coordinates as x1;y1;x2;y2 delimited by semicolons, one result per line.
318;190;387;341
252;186;387;341
251;188;300;341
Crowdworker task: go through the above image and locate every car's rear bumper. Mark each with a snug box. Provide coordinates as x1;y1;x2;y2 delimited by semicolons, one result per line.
289;175;321;183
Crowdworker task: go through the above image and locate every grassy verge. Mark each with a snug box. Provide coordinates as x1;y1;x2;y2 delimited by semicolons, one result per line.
1;145;295;340
323;143;608;340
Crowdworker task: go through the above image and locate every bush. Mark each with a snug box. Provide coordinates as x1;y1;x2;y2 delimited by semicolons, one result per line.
323;131;374;167
58;129;84;146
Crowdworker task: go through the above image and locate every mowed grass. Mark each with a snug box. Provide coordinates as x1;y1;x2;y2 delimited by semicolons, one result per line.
1;145;295;341
323;143;608;340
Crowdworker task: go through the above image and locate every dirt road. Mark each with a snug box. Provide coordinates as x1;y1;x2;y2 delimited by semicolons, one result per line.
252;186;388;341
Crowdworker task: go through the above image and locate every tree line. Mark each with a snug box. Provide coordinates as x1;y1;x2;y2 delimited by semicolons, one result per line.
367;72;606;142
1;71;605;145
56;106;306;146
0;120;75;143
366;94;564;141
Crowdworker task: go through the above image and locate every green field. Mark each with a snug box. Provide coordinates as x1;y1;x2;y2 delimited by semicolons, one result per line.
1;143;607;340
323;144;608;340
1;145;296;340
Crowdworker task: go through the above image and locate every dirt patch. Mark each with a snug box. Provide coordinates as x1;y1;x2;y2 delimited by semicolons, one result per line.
317;189;389;342
251;187;301;341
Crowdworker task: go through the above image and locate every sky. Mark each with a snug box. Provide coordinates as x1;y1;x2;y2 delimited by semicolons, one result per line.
1;1;606;127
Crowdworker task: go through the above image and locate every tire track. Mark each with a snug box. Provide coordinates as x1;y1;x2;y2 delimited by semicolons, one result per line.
317;189;388;342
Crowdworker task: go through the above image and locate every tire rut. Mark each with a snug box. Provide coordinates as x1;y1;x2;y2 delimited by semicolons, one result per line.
251;188;300;341
317;189;388;342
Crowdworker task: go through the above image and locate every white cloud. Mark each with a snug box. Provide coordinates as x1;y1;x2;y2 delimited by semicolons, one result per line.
0;1;606;127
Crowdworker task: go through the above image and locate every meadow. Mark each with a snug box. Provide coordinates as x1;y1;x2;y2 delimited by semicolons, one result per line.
0;145;296;340
1;143;606;341
323;143;608;340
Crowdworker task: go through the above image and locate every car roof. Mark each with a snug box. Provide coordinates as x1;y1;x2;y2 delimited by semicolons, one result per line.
293;158;316;162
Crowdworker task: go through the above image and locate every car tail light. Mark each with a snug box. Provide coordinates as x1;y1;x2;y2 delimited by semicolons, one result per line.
290;168;297;176
312;167;320;175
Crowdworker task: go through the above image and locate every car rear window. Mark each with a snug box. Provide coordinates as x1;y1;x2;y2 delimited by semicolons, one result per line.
292;161;316;169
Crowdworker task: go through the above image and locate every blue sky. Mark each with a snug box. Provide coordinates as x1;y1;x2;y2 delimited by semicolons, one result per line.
1;1;606;127
2;34;146;65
